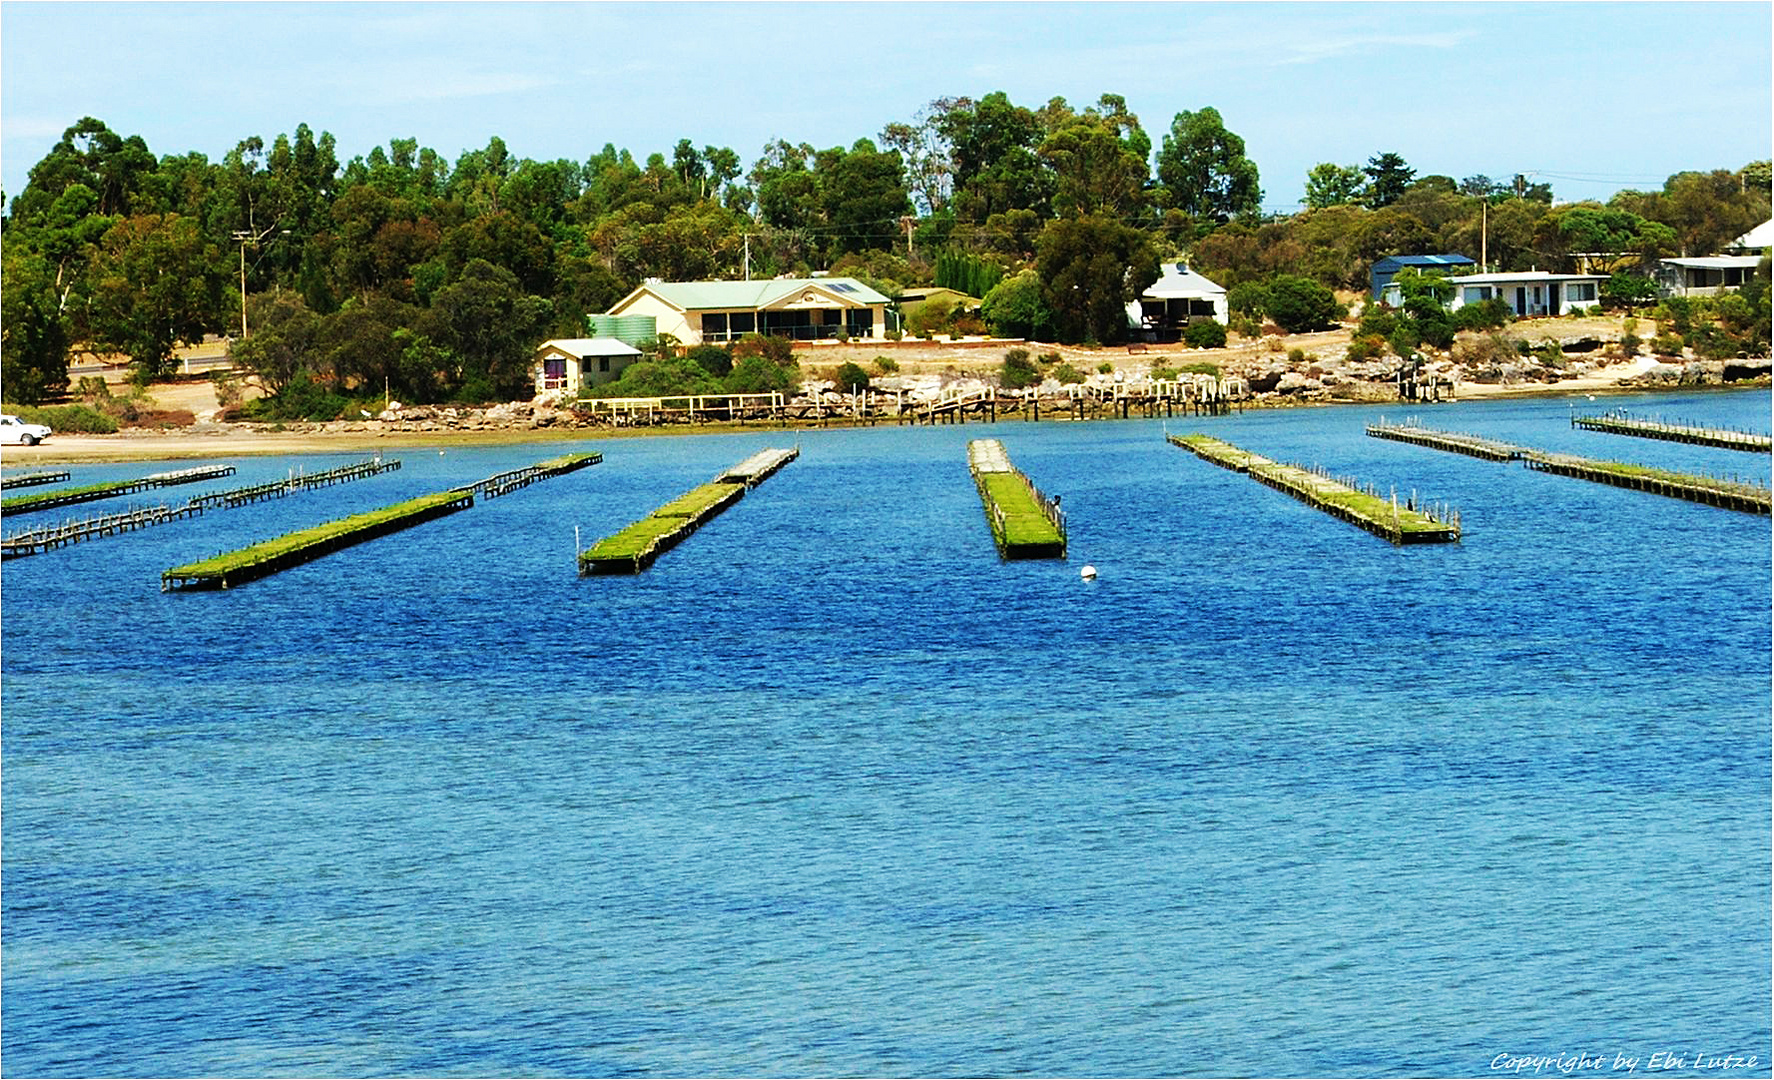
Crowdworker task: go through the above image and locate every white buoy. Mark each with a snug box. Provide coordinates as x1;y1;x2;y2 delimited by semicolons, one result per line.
1080;564;1098;580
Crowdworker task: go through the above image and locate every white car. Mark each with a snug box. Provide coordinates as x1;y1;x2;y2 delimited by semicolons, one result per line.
0;414;53;446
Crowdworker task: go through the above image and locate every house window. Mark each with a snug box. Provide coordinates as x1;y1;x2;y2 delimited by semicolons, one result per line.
600;358;610;373
730;311;756;335
1567;283;1596;303
703;312;728;341
1463;286;1493;304
846;309;874;336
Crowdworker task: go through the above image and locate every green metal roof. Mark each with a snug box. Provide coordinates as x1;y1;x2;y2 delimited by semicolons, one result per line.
620;277;890;312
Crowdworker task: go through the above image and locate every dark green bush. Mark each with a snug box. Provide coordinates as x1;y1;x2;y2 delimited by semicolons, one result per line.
832;361;872;392
1183;320;1228;348
687;344;733;378
245;375;353;421
1;402;120;434
1000;351;1042;389
1266;275;1339;333
732;333;796;366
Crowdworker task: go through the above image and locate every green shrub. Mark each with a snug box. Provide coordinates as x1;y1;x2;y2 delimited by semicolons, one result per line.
1037;351;1062;366
1000;351;1041;389
832;361;872;392
1601;273;1658;310
1097;362;1114;374
1266;275;1339;333
1227;280;1270;319
873;355;899;374
1345;334;1390;362
1619;333;1642;355
1;402;120;434
732;333;796;365
1453;297;1511;331
1183;320;1228;348
245;375;352;421
1052;362;1085;384
1179;361;1221;376
686;344;734;378
1650;333;1685;356
725;354;801;395
1228;313;1262;339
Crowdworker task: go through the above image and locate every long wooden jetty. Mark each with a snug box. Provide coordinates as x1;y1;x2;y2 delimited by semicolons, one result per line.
3;465;238;516
967;439;1066;559
1523;452;1771;514
161;490;474;590
3;503;208;559
0;470;71;491
719;447;798;486
458;452;601;498
191;459;401;509
579;448;798;575
1170;433;1461;544
1571;411;1772;453
2;460;403;557
1366;419;1526;461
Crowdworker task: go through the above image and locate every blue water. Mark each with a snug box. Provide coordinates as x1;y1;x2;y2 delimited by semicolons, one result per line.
4;389;1770;1078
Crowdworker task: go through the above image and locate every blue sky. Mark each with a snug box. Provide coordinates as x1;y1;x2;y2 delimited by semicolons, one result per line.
3;2;1769;211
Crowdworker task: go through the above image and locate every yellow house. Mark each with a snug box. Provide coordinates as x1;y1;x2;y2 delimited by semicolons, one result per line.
605;277;892;345
533;338;644;396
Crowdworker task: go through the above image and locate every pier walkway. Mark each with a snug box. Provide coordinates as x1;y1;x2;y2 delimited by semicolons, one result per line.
458;453;601;499
1171;433;1461;544
1571;411;1772;453
3;465;238;516
1366;419;1526;461
0;470;71;491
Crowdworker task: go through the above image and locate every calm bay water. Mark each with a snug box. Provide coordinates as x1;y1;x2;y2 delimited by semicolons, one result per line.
3;389;1770;1078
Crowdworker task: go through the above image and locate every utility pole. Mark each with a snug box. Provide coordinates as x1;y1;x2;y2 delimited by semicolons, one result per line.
232;223;288;338
743;233;751;281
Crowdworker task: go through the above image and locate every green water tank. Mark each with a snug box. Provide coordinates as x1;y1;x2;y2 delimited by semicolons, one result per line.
587;314;658;346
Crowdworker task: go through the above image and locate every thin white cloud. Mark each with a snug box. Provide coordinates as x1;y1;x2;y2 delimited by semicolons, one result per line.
384;70;564;105
1272;29;1477;65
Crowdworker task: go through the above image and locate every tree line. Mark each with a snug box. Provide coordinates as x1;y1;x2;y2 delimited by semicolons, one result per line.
2;98;1768;409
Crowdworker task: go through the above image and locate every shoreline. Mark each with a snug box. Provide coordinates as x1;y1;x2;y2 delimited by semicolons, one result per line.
4;379;1768;467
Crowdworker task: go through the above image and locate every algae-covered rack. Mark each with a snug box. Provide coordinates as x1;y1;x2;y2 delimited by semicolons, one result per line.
1366;419;1526;461
162;490;474;590
1571;411;1772;453
3;465;236;516
1523;452;1770;514
1170;432;1460;544
968;439;1066;559
578;447;798;575
1366;421;1771;514
162;453;600;590
0;470;72;491
456;452;601;498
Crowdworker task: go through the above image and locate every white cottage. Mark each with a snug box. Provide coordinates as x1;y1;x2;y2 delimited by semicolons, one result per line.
1126;263;1228;341
1384;270;1606;318
1655;256;1763;298
533;338;643;396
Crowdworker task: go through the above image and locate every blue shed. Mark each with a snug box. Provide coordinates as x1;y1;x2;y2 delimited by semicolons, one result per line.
1371;254;1475;298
